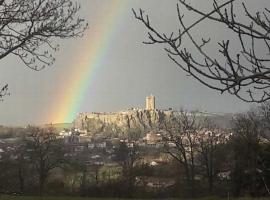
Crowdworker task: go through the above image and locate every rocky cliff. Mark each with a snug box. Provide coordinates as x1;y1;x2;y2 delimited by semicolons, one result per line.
73;109;175;135
73;109;232;136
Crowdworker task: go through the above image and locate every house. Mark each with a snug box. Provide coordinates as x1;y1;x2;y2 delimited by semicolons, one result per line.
144;131;163;145
95;141;106;148
136;176;175;189
88;143;95;149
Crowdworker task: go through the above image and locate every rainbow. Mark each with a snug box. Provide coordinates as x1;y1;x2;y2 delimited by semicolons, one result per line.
45;1;128;124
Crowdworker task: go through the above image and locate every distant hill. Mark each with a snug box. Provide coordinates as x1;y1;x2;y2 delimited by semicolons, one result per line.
44;123;72;132
0;126;25;139
206;113;233;129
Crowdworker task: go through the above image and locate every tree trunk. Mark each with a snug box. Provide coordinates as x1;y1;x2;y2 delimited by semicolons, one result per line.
18;166;25;194
39;174;45;196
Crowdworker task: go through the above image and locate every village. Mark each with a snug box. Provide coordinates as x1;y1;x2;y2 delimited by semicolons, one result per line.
0;124;177;192
0;96;267;197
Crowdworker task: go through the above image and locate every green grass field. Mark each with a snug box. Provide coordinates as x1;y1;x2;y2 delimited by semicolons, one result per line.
0;197;164;200
0;196;124;200
0;196;269;200
0;196;177;200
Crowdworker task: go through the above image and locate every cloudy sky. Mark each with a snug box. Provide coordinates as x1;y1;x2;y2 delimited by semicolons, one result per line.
0;0;268;125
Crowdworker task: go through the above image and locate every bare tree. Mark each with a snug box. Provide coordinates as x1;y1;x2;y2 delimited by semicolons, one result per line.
197;124;229;194
133;0;270;103
114;141;140;197
26;126;65;195
0;0;87;99
162;111;202;197
14;142;29;194
231;111;270;196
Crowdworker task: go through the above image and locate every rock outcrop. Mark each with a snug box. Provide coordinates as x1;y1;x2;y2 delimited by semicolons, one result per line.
73;109;232;137
73;109;175;135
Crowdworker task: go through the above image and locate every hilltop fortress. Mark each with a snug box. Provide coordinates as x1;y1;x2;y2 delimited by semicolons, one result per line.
73;95;175;135
73;95;232;136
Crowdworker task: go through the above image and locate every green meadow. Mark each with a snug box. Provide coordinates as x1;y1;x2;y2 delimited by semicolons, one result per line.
0;197;155;200
0;196;269;200
0;197;121;200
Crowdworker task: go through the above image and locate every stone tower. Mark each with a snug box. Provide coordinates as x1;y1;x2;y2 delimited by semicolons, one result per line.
146;95;155;110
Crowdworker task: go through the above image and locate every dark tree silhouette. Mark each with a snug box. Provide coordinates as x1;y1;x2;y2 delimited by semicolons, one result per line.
0;0;88;99
114;141;140;197
197;125;229;194
230;111;270;196
133;0;270;103
26;126;65;196
162;111;201;197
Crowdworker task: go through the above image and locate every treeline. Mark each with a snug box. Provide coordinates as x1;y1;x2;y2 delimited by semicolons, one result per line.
161;108;270;198
0;104;269;198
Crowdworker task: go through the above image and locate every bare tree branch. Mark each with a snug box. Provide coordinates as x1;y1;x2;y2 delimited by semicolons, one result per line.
0;0;88;100
134;0;270;103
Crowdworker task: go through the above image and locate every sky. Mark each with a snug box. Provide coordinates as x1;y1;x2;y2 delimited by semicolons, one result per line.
0;0;268;126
